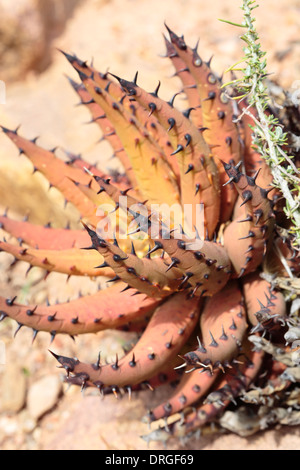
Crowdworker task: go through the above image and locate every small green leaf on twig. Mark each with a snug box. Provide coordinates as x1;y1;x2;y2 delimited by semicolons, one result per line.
218;18;246;27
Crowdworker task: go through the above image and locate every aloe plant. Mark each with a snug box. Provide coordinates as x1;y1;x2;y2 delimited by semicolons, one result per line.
0;22;299;442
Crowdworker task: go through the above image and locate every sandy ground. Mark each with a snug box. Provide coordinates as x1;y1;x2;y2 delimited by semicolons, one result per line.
0;0;300;451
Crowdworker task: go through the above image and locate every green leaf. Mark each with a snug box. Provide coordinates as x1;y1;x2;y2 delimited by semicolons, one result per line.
218;18;246;27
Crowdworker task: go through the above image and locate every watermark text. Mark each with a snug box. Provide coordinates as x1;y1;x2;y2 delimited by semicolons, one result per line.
95;198;205;250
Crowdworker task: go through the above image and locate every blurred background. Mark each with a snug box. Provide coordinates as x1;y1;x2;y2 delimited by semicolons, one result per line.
0;0;300;450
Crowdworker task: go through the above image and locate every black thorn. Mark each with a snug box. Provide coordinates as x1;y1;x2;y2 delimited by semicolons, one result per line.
219;326;228;341
133;71;138;85
32;329;38;343
185;163;194;174
120;284;132;293
165;257;179;272
50;331;56;344
168;92;181;108
147;241;163;255
48;312;57;322
113;254;128;262
151;81;161;97
14;323;23;337
94;261;109;269
170;144;183;156
95;352;101;370
240;190;253;207
184;133;192;147
111;354;119;370
167;117;176;131
209;331;218;347
206;55;214;68
5;296;17;307
106;275;121;283
204;91;216;101
130;242;137;256
238;214;253;223
229;319;237;330
113;234;119;247
148;102;156;116
0;311;8;322
238;231;255;240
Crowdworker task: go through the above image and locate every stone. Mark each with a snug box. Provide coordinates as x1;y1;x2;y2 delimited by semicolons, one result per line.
27;375;62;420
0;364;27;413
0;0;82;82
0;416;19;436
19;410;37;433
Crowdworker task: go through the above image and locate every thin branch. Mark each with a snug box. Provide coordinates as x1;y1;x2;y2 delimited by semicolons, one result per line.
221;0;300;248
